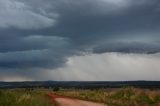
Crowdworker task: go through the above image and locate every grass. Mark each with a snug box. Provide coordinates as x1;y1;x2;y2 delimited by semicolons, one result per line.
54;87;160;106
0;89;58;106
1;87;160;106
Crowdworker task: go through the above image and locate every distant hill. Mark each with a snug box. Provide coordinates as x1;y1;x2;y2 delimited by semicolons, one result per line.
0;81;160;89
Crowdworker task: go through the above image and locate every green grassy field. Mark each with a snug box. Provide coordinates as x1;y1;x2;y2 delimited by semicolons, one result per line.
1;87;160;106
0;89;58;106
55;87;160;106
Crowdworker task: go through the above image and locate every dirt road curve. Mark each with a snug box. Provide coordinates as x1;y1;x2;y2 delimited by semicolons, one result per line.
48;93;106;106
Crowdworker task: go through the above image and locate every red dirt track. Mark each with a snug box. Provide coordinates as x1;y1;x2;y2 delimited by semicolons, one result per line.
47;93;106;106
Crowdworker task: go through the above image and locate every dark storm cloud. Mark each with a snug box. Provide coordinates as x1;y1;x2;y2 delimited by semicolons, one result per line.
93;41;160;54
0;0;160;71
20;0;160;46
0;36;71;68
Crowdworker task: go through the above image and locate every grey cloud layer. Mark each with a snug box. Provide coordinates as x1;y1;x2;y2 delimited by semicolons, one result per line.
0;0;160;79
0;0;56;29
0;35;73;68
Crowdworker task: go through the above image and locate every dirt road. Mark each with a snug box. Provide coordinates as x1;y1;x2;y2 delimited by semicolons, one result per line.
48;93;106;106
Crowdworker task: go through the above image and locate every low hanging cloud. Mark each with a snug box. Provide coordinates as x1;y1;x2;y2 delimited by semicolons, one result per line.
0;35;71;68
93;40;160;54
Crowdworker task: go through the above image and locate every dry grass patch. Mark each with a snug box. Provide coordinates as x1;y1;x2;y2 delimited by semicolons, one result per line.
54;87;160;106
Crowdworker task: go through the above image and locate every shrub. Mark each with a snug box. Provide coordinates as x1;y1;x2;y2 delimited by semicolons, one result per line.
53;87;60;91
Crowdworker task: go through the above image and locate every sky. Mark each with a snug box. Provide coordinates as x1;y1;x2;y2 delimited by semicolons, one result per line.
0;0;160;81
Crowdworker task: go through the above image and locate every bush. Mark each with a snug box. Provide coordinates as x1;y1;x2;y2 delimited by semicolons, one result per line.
53;87;60;91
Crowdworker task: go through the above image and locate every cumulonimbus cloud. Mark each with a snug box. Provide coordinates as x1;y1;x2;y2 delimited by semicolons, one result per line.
0;0;160;81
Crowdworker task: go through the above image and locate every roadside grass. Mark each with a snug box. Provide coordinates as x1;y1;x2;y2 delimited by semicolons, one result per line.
0;89;58;106
54;87;160;106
